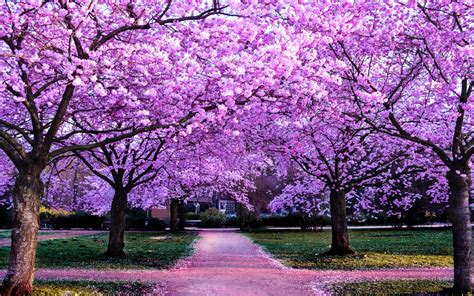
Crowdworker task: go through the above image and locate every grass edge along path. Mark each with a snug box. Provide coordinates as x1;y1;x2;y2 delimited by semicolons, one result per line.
0;231;197;270
330;279;454;295
0;280;156;295
246;229;460;270
0;230;60;239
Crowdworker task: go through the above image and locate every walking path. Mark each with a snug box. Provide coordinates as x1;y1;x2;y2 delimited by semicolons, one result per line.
0;229;458;295
0;230;103;247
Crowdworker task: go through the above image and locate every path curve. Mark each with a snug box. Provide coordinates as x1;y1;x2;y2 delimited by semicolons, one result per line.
0;230;458;295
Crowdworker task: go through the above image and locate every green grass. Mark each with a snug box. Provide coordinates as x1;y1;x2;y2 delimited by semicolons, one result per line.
331;280;453;295
1;280;154;295
246;229;465;269
0;231;196;269
0;230;59;239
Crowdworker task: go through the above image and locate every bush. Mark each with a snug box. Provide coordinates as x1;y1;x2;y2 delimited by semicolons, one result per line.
144;218;167;231
225;216;240;227
126;208;147;229
201;209;227;228
40;210;104;230
259;214;329;229
0;206;12;228
186;212;200;220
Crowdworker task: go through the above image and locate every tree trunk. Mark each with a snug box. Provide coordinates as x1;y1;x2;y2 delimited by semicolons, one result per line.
105;189;128;257
447;166;472;294
328;189;354;255
178;200;185;231
2;165;43;296
170;199;178;231
238;204;250;231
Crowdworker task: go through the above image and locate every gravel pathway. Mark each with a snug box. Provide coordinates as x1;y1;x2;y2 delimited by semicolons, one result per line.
0;229;459;295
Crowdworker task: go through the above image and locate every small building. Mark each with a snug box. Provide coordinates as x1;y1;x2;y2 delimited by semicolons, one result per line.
149;191;238;222
217;199;236;216
149;206;170;223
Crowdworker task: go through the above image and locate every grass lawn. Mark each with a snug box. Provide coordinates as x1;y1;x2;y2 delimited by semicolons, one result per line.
0;231;196;269
331;280;453;295
0;230;59;239
0;280;154;295
246;229;466;269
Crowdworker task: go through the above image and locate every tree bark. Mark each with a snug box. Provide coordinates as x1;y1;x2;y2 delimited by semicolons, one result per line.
238;204;250;231
2;165;43;296
328;189;354;255
447;166;472;294
170;199;178;232
105;188;128;257
178;200;185;231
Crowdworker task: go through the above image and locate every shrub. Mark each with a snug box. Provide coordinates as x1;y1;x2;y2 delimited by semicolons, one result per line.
0;206;12;228
259;214;329;229
225;216;240;227
126;208;147;229
126;215;146;229
40;210;104;230
144;218;167;231
201;209;227;228
186;212;200;220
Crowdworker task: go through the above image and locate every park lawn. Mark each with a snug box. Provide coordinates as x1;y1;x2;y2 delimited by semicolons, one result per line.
246;229;464;269
331;280;453;295
0;231;196;269
0;280;154;295
0;230;59;239
0;231;10;239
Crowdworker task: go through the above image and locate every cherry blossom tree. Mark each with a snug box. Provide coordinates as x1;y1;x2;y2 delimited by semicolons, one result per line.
267;107;425;254
72;132;168;256
0;1;253;293
313;1;472;292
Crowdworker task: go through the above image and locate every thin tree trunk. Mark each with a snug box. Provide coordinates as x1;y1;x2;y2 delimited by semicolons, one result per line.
2;166;43;296
447;166;472;294
170;199;178;231
239;204;250;231
178;200;185;230
328;189;354;255
105;189;128;257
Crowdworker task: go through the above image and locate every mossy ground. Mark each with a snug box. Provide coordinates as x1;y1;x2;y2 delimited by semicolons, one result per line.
246;229;463;269
1;280;154;295
331;280;454;295
0;231;196;269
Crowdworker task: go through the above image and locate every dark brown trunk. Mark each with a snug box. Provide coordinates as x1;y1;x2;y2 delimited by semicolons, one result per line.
105;189;128;257
238;204;250;231
2;165;43;296
170;199;178;231
328;189;354;255
447;166;472;294
178;200;185;230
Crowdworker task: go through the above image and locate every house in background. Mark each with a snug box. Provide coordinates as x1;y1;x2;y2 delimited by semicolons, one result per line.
188;191;237;216
148;191;238;223
148;206;171;224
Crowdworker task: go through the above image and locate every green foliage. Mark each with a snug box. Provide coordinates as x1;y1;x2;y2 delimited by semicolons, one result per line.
0;230;9;239
260;214;329;229
331;280;453;295
144;218;166;231
247;229;465;269
0;280;154;295
201;208;227;228
125;208;148;229
0;231;196;269
0;206;12;228
186;212;200;220
0;230;59;239
40;211;104;230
